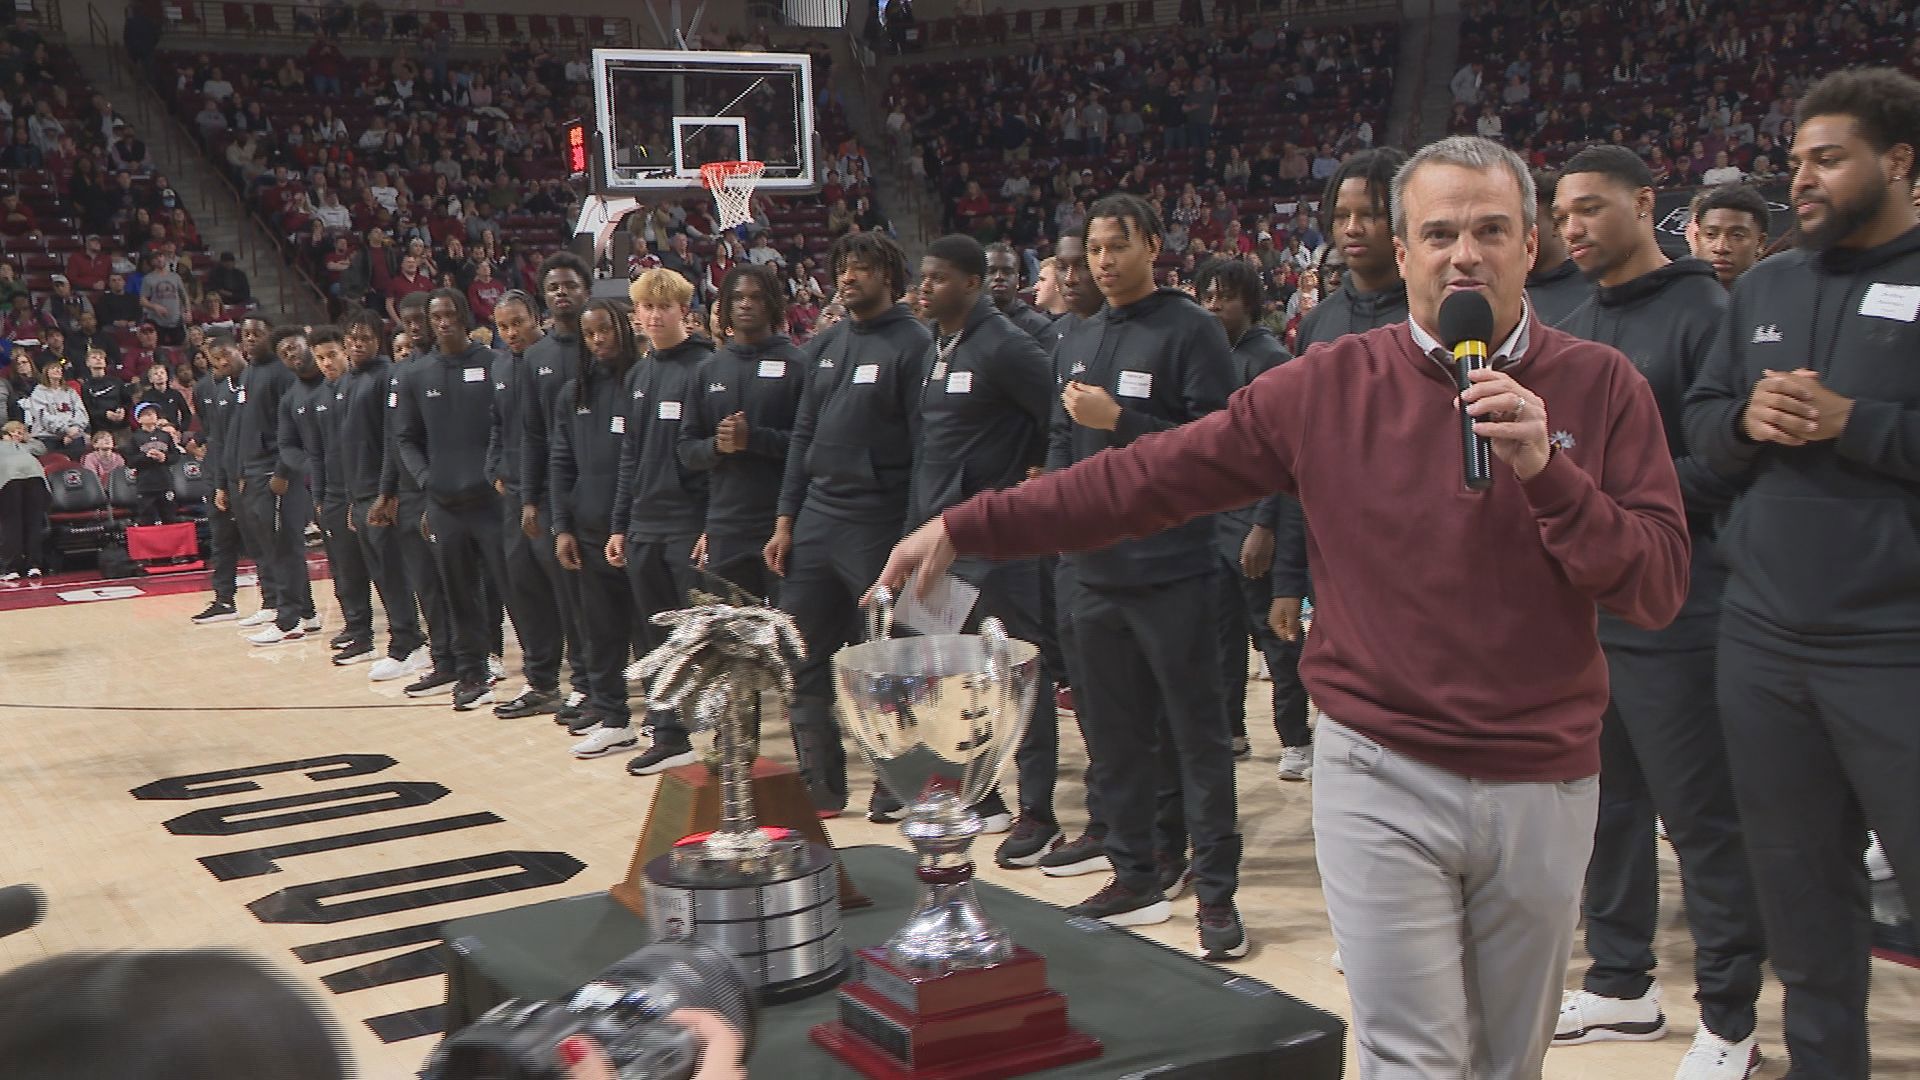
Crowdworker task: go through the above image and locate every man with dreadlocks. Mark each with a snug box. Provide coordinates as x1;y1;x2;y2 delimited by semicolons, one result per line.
1246;146;1408;784
765;232;933;818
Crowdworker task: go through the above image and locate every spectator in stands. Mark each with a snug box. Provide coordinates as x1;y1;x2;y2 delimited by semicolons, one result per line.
0;190;37;235
82;428;125;484
136;359;190;434
384;253;432;324
39;277;91;336
0;125;39;169
65;235;113;292
122;323;162;384
0;420;50;580
110;123;150;173
207;253;251;308
23;360;87;457
1700;151;1745;186
138;254;189;346
466;259;505;324
1;293;46;341
96;272;141;329
66;312;120;374
195;97;229;141
125;401;181;523
78;349;130;436
0;263;25;310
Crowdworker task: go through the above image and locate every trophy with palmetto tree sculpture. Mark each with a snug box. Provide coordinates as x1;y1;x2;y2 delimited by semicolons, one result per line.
629;601;849;1002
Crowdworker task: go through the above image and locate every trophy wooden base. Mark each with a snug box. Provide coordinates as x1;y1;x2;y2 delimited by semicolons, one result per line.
611;757;870;917
809;945;1102;1079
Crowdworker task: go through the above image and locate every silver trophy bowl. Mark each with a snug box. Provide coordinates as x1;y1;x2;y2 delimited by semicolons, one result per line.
833;593;1039;973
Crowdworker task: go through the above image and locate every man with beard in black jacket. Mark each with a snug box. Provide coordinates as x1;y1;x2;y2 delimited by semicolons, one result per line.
1552;145;1766;1079
189;338;247;624
985;242;1056;341
1041;193;1245;961
337;310;427;682
234;315;320;646
911;234;1058;864
680;263;807;604
765;232;932;817
1685;67;1920;1080
1527;169;1591;326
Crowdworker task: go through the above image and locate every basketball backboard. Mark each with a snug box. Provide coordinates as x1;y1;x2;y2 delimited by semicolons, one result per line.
590;48;816;196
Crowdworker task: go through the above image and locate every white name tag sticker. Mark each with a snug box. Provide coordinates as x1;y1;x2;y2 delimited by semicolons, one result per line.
946;371;973;394
853;364;880;385
464;367;486;382
658;400;682;421
610;415;626;434
757;360;786;378
1860;283;1920;322
1116;370;1153;398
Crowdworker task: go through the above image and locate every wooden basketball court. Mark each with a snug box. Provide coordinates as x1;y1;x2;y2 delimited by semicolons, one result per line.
2;581;1915;1077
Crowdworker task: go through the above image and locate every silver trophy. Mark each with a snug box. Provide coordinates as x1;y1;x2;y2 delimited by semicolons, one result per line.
832;587;1040;972
628;601;848;1001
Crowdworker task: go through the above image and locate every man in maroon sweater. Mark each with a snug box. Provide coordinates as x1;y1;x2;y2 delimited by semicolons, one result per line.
876;137;1691;1079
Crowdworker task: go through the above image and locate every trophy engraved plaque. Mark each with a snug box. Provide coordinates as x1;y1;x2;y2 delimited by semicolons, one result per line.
630;602;849;1003
810;589;1102;1078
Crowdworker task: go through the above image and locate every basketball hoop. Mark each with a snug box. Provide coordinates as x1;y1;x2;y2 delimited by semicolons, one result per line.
700;160;766;231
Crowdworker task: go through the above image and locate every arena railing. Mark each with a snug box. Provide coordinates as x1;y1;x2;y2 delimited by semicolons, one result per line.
140;2;637;48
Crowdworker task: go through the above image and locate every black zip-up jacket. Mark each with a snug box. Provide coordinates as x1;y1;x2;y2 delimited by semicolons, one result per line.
394;342;503;507
1212;323;1292;561
911;292;1053;529
1049;287;1232;586
518;331;579;514
1528;258;1592;328
549;359;631;539
1264;278;1410;598
678;333;807;546
234;352;297;482
486;344;532;496
194;374;241;492
337;357;393;502
277;372;332;496
1039;311;1081;353
1562;257;1733;649
1001;298;1056;342
778;304;935;524
317;378;347;501
1685;226;1920;645
81;375;131;432
612;335;716;541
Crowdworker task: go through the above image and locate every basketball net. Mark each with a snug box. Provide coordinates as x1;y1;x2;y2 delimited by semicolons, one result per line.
701;160;766;231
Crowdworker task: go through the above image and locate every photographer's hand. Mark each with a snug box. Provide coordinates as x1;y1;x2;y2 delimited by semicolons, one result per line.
557;1008;746;1079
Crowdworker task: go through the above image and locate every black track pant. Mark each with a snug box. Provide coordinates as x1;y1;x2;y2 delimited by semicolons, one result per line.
1053;560;1103;831
954;556;1064;825
0;478;49;572
206;500;244;605
624;532;701;744
706;531;777;607
235;477;313;631
572;527;635;728
1583;639;1766;1042
501;495;566;693
1717;616;1920;1080
395;490;453;675
349;496;424;661
1215;556;1311;747
319;494;374;645
427;493;509;685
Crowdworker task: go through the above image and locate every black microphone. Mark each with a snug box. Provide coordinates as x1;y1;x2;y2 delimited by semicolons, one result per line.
0;885;45;939
1439;290;1495;492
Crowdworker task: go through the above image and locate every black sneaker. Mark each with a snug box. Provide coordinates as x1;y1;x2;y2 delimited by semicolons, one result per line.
554;690;587;726
995;816;1063;868
452;680;496;711
331;641;376;666
191;600;238;624
495;687;560;718
1198;902;1250;961
403;670;459;698
564;710;604;736
1066;878;1170;927
1039;828;1111;877
328;629;357;649
1157;851;1193;901
626;740;699;776
867;782;906;824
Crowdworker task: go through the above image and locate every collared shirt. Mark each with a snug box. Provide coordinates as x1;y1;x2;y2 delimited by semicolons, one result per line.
1407;297;1533;370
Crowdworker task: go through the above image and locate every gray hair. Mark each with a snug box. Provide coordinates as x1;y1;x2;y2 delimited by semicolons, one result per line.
1389;136;1538;239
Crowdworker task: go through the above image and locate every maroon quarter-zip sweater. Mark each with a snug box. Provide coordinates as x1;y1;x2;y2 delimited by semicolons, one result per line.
945;322;1689;782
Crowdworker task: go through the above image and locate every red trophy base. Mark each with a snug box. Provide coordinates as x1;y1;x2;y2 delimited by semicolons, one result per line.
809;945;1102;1079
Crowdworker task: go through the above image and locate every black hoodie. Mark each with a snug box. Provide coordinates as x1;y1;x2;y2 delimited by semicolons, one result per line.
394;342;503;507
518;330;578;514
1000;298;1056;342
1562;257;1732;649
278;371;333;497
1213;323;1292;561
192;372;238;492
80;373;132;433
611;335;716;542
1049;286;1232;586
1528;258;1592;328
234;350;296;482
910;292;1054;529
678;333;807;547
336;356;393;502
548;354;632;539
1685;226;1920;646
778;303;934;524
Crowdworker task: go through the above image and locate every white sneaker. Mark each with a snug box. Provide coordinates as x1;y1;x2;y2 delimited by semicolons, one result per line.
487;655;505;683
369;646;424;682
300;615;322;633
572;726;640;759
237;608;278;629
1277;745;1313;782
1867;833;1894;882
1330;948;1343;973
247;625;307;647
565;690;587;709
978;810;1014;834
1674;1026;1759;1080
402;646;433;675
1555;986;1668;1045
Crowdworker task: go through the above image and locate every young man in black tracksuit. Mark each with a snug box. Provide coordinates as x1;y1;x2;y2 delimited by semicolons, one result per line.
1552;147;1765;1076
517;253;596;729
282;326;378;666
1195;258;1296;771
597;269;715;773
767;233;932;817
911;235;1060;865
395;288;509;711
550;298;643;750
337;311;425;681
1046;194;1245;960
234;316;318;645
1684;69;1920;1080
1526;169;1592;327
272;327;345;648
679;263;807;606
985;242;1056;341
190;339;247;624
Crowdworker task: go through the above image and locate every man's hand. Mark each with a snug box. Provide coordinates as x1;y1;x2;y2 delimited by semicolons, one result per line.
1461;367;1550;481
368;494;397;527
605;533;627;568
213;488;228;512
269;475;288;496
870;516;957;603
1062;381;1121;431
106;408;125;423
762;517;793;577
555;531;581;571
715;412;748;454
495;478;507;495
692;533;708;570
1240;524;1274;579
521;504;541;539
1744;368;1851;444
1268;596;1302;642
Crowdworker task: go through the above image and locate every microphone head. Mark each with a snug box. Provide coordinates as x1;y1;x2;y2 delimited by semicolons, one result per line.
1437;290;1495;349
0;885;46;939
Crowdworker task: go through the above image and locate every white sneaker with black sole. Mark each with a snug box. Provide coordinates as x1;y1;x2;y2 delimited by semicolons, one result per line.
1554;986;1668;1046
1038;830;1111;878
1673;1025;1759;1080
451;680;495;711
572;726;640;759
237;608;278;629
626;742;699;775
247;625;306;646
331;642;376;666
403;670;459;698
